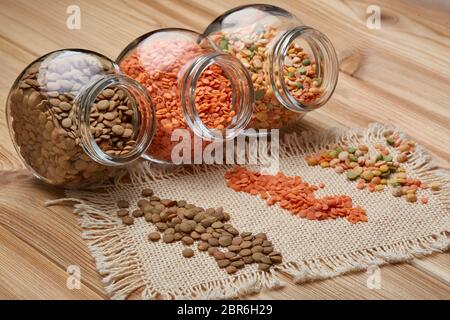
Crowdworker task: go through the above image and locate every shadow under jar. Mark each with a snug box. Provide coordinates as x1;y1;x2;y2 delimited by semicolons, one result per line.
203;4;339;133
6;49;156;188
116;28;254;164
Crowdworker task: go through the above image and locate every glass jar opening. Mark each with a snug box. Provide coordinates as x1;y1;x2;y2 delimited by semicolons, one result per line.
77;74;155;166
272;26;339;113
181;52;254;142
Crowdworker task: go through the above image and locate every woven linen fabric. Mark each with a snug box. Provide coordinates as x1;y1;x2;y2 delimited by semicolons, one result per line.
57;123;450;299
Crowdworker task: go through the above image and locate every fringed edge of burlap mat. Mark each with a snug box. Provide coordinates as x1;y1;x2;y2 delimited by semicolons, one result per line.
46;123;450;300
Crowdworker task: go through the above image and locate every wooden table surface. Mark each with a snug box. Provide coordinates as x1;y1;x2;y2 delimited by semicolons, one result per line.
0;0;449;300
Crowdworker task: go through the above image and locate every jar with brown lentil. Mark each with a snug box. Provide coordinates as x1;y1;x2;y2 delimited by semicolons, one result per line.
116;28;254;163
6;49;156;187
203;4;339;132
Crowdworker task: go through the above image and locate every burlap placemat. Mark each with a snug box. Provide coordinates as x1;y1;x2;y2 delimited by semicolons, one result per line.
49;123;449;299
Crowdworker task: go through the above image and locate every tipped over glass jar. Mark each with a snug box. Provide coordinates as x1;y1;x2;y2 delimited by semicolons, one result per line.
6;49;156;187
116;28;254;163
203;4;339;132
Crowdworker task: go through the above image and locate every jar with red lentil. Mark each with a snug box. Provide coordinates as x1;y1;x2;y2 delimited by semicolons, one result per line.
6;49;156;187
117;28;254;163
203;4;339;132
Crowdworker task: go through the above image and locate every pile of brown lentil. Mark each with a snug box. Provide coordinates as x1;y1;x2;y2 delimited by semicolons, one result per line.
117;189;283;274
304;130;440;203
8;52;137;186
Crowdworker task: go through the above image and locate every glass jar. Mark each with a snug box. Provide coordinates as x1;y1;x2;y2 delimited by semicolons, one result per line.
6;49;156;188
116;28;254;163
204;4;339;132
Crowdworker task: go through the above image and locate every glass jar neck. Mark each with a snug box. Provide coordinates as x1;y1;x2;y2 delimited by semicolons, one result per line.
269;26;339;113
180;52;254;141
75;74;155;166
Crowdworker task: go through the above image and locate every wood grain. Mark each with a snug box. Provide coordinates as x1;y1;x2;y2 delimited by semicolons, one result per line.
0;0;448;299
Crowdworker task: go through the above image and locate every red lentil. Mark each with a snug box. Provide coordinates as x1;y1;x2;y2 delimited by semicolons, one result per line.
225;167;368;224
120;39;233;162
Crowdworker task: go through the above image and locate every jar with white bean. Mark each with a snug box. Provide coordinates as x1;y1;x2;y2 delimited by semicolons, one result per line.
6;49;156;187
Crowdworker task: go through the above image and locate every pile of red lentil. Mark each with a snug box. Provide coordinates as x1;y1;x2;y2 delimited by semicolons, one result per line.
225;167;367;224
120;40;234;161
304;131;441;203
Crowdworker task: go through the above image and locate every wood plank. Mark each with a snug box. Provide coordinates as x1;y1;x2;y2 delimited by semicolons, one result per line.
0;170;108;298
0;225;103;299
252;262;450;300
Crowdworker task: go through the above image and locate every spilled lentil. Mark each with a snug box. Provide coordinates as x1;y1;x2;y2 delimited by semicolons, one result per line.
118;188;282;273
304;131;436;203
225;167;367;224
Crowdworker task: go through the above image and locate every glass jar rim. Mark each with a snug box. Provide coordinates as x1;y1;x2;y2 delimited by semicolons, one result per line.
76;74;156;166
270;26;339;113
180;52;255;142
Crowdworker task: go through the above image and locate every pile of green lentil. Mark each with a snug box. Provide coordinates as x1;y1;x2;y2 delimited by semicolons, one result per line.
117;189;283;274
305;130;441;203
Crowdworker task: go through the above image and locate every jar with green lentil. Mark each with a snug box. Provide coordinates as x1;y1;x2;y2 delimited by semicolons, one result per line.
116;28;254;163
6;49;156;187
204;4;339;132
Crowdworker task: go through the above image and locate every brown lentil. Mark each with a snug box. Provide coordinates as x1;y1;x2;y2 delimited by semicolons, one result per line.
218;236;232;247
231;260;245;268
208;238;219;247
182;236;194;245
213;250;225;260
141;188;154;197
251;246;264;254
182;248;194;258
226;265;237;274
198;242;209;251
208;247;218;256
117;200;129;208
243;256;254;264
132;209;144;218
163;234;174;243
148;232;161;242
116;209;129;217
137;199;149;208
121;216;134;226
218;259;231;268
